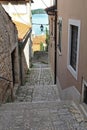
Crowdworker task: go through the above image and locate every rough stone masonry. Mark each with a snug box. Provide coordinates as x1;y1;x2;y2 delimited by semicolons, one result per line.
0;4;19;103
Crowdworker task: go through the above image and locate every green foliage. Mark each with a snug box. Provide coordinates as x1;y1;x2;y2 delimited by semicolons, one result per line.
32;9;46;15
27;69;30;74
6;95;12;103
40;42;44;51
30;63;33;68
45;27;50;51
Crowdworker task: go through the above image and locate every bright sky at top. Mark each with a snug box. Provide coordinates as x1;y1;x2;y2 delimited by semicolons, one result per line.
31;0;51;9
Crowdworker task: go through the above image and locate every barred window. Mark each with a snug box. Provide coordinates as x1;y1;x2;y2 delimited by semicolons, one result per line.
67;19;80;80
70;25;78;71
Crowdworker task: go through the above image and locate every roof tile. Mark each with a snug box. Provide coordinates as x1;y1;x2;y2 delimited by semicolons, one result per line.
33;35;46;45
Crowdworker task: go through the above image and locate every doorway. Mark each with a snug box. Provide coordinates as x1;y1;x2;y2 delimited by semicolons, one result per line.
11;49;16;85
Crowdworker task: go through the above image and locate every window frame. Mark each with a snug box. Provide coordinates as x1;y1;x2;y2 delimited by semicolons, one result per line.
67;19;81;80
82;79;87;103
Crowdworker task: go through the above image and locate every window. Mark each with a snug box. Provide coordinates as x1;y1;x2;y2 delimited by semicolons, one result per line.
70;25;78;71
67;19;80;79
82;79;87;104
58;17;62;52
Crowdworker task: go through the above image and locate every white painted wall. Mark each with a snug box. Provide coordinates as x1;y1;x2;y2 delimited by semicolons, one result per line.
2;1;32;25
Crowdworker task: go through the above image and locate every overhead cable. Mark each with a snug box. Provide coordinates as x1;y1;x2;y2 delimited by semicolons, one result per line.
40;0;48;8
32;23;49;25
12;5;29;25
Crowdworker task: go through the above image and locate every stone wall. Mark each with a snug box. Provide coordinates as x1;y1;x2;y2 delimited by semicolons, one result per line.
0;4;20;103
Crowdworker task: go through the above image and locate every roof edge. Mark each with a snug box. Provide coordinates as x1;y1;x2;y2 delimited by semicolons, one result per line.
45;5;56;15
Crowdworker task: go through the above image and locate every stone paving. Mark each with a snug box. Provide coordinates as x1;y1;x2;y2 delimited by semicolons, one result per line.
0;52;87;129
32;85;60;102
0;101;87;130
15;62;56;102
25;67;54;86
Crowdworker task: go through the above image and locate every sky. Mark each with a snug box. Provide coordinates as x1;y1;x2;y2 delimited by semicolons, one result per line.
31;0;50;9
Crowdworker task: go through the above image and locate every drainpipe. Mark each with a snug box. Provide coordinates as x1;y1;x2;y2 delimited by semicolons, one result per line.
54;0;57;84
18;43;23;85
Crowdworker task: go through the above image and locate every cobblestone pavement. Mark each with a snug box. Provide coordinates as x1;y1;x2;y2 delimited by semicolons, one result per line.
26;67;54;86
32;85;60;102
15;62;56;102
0;52;87;129
0;101;87;130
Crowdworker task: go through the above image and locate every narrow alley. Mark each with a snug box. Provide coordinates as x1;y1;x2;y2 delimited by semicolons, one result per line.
14;51;59;103
0;0;87;129
0;52;87;130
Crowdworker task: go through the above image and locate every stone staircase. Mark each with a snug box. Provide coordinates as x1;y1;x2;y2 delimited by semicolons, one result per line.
75;102;87;122
0;62;87;129
0;100;87;130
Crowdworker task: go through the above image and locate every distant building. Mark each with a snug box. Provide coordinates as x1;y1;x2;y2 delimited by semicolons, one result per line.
32;35;46;52
45;3;56;82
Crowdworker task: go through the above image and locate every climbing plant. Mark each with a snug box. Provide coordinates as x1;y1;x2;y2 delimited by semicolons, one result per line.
45;27;50;51
40;42;44;51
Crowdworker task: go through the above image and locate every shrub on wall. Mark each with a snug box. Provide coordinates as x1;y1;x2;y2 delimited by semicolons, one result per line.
40;42;44;51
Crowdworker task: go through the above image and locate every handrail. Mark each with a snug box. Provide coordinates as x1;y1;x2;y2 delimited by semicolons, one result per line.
0;76;13;82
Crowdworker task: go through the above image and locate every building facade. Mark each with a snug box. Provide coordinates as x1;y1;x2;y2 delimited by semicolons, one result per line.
57;0;87;103
14;21;32;85
45;1;57;83
32;35;46;52
46;0;87;104
0;0;33;85
0;4;20;103
1;0;33;25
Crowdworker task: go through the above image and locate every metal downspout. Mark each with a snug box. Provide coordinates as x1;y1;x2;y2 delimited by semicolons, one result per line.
54;0;57;84
18;43;23;85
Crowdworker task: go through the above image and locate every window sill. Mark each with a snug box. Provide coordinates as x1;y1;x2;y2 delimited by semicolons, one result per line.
67;65;77;80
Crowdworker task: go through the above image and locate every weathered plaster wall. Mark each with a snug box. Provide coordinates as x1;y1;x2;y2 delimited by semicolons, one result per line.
56;0;87;101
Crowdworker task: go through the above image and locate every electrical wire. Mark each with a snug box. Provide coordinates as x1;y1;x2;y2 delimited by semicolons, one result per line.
12;5;29;25
32;23;49;25
12;2;48;25
40;0;48;8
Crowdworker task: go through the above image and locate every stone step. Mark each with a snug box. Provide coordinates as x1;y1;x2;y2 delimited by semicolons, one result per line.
69;101;87;122
0;100;87;130
25;67;54;86
0;100;61;110
75;102;87;121
14;85;60;103
32;85;60;102
0;100;79;113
